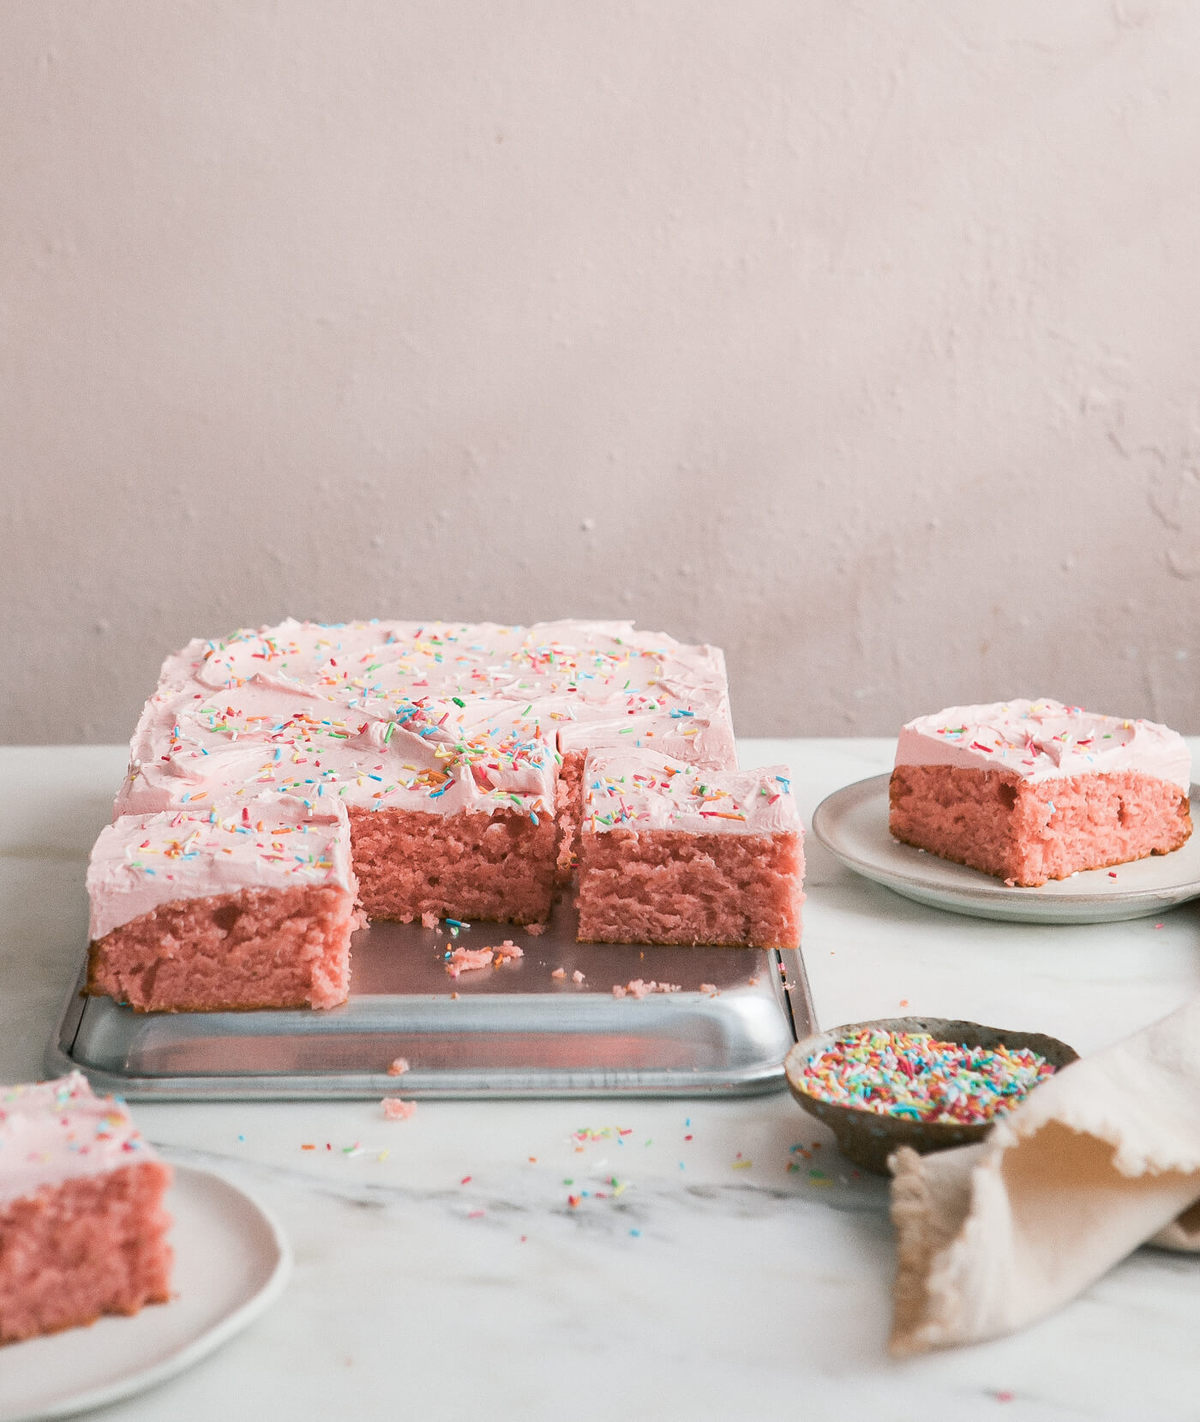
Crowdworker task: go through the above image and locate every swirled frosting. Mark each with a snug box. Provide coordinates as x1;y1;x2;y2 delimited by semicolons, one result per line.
895;699;1191;791
583;752;801;835
116;619;736;821
0;1073;160;1206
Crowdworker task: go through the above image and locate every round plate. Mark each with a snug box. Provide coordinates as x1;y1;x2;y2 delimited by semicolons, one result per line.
812;775;1200;924
2;1164;292;1421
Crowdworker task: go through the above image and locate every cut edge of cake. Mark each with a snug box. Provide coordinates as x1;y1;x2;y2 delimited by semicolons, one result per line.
576;751;805;948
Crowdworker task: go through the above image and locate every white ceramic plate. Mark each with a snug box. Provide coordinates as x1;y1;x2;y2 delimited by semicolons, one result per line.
812;775;1200;924
2;1163;291;1422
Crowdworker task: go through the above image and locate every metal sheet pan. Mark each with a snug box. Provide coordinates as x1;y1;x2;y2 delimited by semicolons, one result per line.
46;902;814;1099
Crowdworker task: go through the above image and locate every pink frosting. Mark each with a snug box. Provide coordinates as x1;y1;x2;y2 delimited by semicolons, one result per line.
583;752;802;836
88;793;356;940
115;619;735;822
0;1073;160;1207
895;699;1192;792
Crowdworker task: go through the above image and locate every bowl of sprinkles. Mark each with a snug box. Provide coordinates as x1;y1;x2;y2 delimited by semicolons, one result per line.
784;1017;1078;1174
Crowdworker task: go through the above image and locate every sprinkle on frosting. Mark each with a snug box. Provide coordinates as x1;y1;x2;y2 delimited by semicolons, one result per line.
120;619;738;820
896;699;1191;791
88;793;354;940
583;752;802;836
0;1072;157;1206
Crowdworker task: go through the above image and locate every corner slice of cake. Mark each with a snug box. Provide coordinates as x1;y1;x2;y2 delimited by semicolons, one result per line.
0;1073;172;1344
87;794;358;1011
576;752;804;947
888;698;1193;887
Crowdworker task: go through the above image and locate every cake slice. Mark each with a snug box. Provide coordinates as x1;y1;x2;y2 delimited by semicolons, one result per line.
889;699;1193;886
87;794;357;1011
0;1074;172;1344
576;752;804;947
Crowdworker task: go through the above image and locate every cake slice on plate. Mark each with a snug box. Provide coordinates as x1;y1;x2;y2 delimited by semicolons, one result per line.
0;1073;172;1343
888;699;1192;887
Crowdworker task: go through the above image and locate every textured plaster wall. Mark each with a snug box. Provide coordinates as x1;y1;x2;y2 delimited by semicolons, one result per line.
2;0;1199;743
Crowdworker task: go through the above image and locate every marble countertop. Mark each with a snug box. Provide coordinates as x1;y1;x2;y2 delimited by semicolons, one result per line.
3;739;1199;1421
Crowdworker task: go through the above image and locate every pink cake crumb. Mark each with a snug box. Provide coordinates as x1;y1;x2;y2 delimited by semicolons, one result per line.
572;969;585;984
387;1058;410;1077
700;982;718;994
550;967;566;980
446;947;496;978
612;979;681;999
382;1098;417;1121
421;911;440;930
445;942;524;977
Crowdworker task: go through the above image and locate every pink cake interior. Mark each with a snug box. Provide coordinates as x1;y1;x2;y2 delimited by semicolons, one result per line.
88;883;355;1011
577;828;804;948
0;1161;172;1344
553;749;587;883
349;806;558;924
889;765;1193;887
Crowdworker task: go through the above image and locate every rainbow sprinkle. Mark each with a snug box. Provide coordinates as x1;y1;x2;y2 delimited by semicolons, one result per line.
799;1028;1057;1125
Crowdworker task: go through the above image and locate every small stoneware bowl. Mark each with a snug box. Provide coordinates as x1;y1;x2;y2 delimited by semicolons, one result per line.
784;1016;1079;1175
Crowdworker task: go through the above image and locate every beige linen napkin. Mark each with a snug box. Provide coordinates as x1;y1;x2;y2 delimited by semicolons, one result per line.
889;997;1200;1356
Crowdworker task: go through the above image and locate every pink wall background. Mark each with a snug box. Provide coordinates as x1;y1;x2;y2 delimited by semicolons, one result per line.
3;1;1198;742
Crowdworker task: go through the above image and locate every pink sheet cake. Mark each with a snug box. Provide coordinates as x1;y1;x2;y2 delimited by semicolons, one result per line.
577;752;804;947
113;620;736;925
0;1074;172;1344
87;795;356;1011
889;699;1193;886
87;619;803;1010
